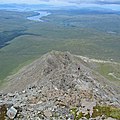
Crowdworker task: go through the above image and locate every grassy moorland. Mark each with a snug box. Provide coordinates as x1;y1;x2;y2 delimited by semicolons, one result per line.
0;10;120;85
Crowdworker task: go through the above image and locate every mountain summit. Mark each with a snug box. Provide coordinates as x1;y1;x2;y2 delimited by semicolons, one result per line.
0;51;120;119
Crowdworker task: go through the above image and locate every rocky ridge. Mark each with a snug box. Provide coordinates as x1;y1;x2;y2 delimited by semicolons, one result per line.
0;51;120;120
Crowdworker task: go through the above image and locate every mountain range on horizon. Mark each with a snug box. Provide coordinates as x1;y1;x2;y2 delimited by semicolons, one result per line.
0;3;120;12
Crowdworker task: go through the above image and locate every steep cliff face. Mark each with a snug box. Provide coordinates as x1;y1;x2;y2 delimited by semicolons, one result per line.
0;51;120;119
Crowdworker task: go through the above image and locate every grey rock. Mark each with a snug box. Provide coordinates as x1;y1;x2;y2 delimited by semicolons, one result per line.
44;109;52;118
7;93;15;97
7;106;17;119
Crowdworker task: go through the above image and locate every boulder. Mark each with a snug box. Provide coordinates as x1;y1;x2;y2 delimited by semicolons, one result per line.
44;109;52;118
7;93;15;97
7;106;17;119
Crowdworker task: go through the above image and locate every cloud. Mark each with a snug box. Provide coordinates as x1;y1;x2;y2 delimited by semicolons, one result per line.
0;0;49;4
65;0;120;4
1;0;120;5
97;0;120;4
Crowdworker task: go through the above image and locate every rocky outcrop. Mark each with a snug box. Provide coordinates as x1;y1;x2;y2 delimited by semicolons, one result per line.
0;51;120;119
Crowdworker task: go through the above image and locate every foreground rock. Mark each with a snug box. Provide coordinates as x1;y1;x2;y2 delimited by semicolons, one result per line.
7;106;17;119
0;51;120;119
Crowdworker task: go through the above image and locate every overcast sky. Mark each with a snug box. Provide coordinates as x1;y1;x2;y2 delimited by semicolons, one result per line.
1;0;120;5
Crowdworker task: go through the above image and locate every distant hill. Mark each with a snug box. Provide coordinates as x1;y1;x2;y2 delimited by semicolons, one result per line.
0;3;120;14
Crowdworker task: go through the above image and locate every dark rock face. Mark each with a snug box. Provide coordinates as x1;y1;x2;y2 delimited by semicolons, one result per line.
0;51;120;119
